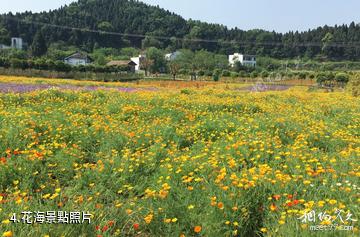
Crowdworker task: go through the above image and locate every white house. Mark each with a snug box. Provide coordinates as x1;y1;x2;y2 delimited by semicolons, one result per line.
11;38;23;50
64;52;92;66
130;54;146;71
0;37;24;50
165;51;182;61
229;53;256;67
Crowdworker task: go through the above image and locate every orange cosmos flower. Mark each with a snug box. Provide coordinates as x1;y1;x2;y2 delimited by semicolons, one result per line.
270;203;277;211
194;226;202;233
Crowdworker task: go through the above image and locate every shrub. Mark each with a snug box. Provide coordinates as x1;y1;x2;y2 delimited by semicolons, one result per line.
222;70;231;77
260;71;269;78
335;73;350;86
205;70;213;77
230;72;239;78
298;72;307;79
197;70;205;76
179;69;189;75
250;71;258;78
348;75;360;96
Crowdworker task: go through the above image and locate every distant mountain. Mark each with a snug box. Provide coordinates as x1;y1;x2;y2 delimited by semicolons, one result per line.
0;0;359;60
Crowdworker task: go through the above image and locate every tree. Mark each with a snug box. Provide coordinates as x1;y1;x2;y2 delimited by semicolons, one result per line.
322;33;335;59
97;21;114;32
31;31;47;57
169;61;180;80
142;58;154;76
146;47;166;73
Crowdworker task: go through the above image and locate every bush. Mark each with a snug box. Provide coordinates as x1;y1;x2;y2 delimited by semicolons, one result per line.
335;73;350;86
348;75;360;96
213;74;220;82
213;69;221;82
205;70;213;77
197;70;205;76
179;69;189;75
230;72;239;78
250;71;258;78
298;72;307;79
222;70;231;77
260;70;269;78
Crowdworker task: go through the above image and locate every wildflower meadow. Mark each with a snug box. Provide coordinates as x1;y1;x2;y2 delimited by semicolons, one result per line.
0;76;359;237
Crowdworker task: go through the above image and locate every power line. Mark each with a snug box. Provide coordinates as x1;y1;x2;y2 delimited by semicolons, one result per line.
1;15;360;48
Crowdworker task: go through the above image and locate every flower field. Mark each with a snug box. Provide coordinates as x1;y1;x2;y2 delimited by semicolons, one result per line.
0;76;359;237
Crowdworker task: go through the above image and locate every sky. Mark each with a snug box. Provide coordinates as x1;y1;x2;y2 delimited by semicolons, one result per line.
1;0;359;33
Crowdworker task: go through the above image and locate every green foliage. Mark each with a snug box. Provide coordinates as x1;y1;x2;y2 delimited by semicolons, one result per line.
2;0;358;59
221;70;231;77
250;71;258;78
213;69;221;81
348;75;360;96
335;73;350;84
260;70;269;78
30;31;47;57
97;21;114;32
146;47;166;73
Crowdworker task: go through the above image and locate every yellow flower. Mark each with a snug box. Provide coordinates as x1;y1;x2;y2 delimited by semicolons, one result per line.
188;205;195;210
260;228;267;233
2;231;13;237
329;200;337;205
1;220;10;224
144;214;153;224
171;218;178;223
42;193;51;199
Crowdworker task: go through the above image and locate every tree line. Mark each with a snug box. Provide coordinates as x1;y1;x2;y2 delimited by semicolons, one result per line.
0;0;359;60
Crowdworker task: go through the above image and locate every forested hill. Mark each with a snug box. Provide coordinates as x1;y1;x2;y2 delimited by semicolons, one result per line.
0;0;360;60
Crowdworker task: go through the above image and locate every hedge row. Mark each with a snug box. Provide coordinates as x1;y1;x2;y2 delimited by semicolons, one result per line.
0;57;131;73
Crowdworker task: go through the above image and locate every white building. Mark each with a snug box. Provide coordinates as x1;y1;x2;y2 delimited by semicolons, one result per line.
165;51;182;61
64;52;92;66
11;38;23;50
130;55;146;71
0;37;24;50
229;53;256;67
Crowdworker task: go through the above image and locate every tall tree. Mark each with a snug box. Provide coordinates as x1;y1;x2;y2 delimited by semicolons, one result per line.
31;31;47;57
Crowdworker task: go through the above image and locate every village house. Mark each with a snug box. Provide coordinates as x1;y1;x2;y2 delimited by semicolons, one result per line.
0;37;24;50
229;53;256;67
130;54;146;71
64;52;92;66
11;38;23;50
106;60;137;73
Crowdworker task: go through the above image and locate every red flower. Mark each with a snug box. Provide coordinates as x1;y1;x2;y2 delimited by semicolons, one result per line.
293;199;299;205
272;194;281;201
133;223;140;230
108;220;115;227
287;194;293;199
102;225;109;232
95;225;100;231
